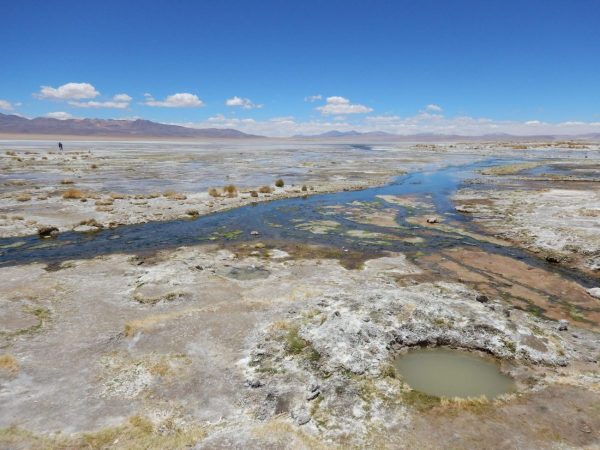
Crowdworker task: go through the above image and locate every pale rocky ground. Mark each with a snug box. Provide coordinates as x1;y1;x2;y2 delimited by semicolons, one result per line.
453;159;600;273
1;139;600;449
1;245;598;449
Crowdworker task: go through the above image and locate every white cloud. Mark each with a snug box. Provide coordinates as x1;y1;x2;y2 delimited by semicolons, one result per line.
425;104;443;112
316;96;373;115
112;93;132;102
177;110;600;138
144;93;204;108
45;111;74;120
69;93;132;109
36;82;99;100
304;94;322;102
0;100;14;111
225;96;262;109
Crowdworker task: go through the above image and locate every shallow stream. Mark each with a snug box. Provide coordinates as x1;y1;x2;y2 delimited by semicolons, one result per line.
0;158;596;296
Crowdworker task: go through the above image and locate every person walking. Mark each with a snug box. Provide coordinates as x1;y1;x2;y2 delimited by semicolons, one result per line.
58;142;63;151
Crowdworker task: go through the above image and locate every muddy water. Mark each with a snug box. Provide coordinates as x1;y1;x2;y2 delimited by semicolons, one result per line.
394;348;516;398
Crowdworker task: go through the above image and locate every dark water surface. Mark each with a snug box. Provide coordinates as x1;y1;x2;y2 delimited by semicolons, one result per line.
0;158;596;291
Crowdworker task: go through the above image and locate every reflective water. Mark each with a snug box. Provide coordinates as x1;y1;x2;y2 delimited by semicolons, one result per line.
0;159;498;266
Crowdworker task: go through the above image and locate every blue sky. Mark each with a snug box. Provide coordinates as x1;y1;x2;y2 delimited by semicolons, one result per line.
2;0;600;136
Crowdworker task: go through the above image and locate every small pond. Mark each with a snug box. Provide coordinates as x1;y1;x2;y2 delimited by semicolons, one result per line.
394;347;516;399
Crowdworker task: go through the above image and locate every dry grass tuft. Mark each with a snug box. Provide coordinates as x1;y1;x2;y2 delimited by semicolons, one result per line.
95;198;114;206
0;354;19;374
63;188;86;199
275;178;284;188
15;193;31;202
223;184;237;198
110;192;127;200
78;218;103;228
60;179;75;185
259;185;272;194
164;191;187;200
208;188;220;197
0;416;209;450
250;190;258;197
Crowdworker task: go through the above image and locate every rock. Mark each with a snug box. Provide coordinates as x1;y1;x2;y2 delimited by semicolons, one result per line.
37;226;59;238
455;205;473;213
558;319;569;331
306;390;320;401
290;406;311;426
545;254;562;264
476;294;489;303
245;378;263;388
268;249;289;259
250;230;260;236
426;217;439;224
186;209;200;217
73;225;101;233
586;287;600;299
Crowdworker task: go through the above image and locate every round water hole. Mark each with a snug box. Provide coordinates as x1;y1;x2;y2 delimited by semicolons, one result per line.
394;347;516;399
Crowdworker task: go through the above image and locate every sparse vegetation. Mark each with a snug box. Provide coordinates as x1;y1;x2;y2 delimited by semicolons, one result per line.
286;325;308;354
60;179;75;185
259;185;272;193
379;362;396;378
402;389;441;411
223;184;237;197
208;188;220;197
250;190;258;197
15;193;31;202
275;178;284;188
301;185;308;191
62;188;86;199
0;354;19;374
164;191;187;200
95;198;114;206
0;415;209;450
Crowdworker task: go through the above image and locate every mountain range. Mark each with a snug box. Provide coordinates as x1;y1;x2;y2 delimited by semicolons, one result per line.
0;113;260;138
1;113;598;141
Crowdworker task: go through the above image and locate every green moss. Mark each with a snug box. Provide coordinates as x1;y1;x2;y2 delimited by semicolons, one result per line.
402;389;441;411
502;339;517;353
286;325;308;354
307;347;321;362
379;363;397;378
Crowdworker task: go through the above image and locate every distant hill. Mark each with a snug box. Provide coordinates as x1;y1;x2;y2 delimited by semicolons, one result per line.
295;130;394;138
292;130;595;142
0;113;261;138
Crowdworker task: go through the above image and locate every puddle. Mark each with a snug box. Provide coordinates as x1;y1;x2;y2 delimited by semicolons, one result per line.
394;347;515;399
